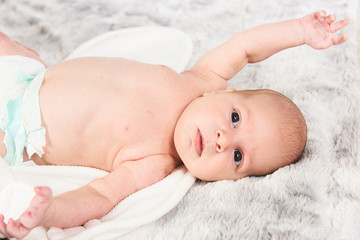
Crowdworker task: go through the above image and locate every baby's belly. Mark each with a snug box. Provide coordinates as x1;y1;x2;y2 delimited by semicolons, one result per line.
37;79;119;170
33;119;121;171
36;100;135;171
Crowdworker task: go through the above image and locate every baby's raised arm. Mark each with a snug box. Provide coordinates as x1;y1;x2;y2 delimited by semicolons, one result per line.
191;10;348;82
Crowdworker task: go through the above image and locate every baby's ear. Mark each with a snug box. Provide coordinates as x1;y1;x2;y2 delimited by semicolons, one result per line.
202;88;236;96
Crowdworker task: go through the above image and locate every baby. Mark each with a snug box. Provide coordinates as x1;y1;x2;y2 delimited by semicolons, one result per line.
0;10;348;239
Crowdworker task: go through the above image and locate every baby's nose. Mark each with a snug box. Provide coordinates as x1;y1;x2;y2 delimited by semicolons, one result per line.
215;130;229;152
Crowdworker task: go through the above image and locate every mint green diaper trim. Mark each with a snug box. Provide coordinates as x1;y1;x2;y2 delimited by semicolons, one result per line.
0;56;46;166
3;97;27;165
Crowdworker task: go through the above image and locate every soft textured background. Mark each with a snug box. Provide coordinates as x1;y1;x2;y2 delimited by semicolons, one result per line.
1;0;360;239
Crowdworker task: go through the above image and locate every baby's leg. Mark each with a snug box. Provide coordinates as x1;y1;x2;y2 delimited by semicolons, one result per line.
0;33;46;66
0;186;52;239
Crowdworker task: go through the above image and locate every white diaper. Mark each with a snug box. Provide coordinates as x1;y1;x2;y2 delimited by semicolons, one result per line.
0;56;46;166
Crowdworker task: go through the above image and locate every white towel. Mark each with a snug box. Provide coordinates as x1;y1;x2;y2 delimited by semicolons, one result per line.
65;26;193;73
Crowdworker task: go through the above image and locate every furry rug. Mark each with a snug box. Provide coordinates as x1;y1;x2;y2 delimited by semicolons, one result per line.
1;0;360;239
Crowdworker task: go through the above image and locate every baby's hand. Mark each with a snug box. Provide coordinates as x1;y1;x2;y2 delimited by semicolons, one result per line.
300;10;349;49
0;186;52;239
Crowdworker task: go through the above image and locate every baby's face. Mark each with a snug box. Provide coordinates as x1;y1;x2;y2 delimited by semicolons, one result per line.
174;90;285;181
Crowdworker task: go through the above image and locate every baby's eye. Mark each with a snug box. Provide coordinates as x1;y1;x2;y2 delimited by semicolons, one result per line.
231;111;240;127
234;149;242;166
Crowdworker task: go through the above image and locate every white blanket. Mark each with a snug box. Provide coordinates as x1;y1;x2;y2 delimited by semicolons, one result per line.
0;158;195;239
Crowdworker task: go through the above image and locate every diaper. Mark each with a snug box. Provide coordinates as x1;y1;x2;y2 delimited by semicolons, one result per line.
0;56;46;166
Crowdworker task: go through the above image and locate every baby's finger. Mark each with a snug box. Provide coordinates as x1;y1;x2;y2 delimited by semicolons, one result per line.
18;210;34;229
34;186;52;198
332;33;348;45
5;218;28;239
0;214;7;236
316;10;326;19
325;14;336;24
330;18;349;32
4;218;17;238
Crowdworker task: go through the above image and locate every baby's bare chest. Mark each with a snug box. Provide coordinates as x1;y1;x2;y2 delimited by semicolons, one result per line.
37;65;187;170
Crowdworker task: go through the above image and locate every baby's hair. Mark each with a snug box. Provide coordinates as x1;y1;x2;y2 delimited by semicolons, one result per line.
258;89;307;167
237;89;307;174
270;91;307;162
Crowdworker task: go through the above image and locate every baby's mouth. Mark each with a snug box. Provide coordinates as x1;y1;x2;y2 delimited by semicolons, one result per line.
195;129;204;157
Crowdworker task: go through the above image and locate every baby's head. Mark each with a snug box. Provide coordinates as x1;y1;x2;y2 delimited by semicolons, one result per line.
174;89;307;181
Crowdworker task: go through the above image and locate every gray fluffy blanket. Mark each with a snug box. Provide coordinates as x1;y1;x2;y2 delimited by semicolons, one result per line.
1;0;359;239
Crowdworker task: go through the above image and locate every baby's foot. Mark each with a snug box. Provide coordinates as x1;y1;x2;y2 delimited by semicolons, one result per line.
0;186;52;239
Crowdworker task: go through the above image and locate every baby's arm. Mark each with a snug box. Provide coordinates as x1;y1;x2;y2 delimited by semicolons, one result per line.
0;156;172;239
0;165;138;239
37;166;135;228
191;10;348;81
